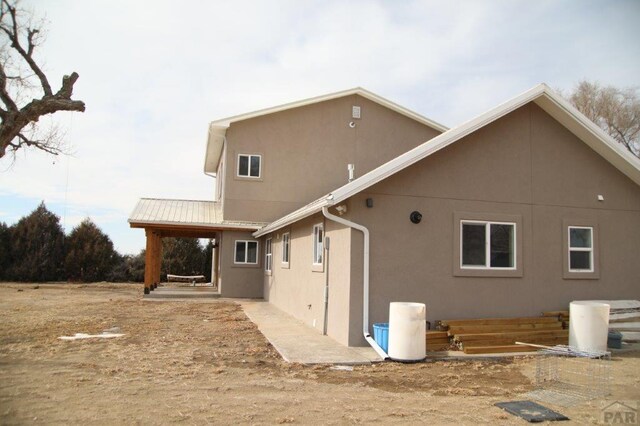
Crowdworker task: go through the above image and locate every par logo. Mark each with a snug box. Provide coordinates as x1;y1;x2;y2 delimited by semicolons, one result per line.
601;401;638;425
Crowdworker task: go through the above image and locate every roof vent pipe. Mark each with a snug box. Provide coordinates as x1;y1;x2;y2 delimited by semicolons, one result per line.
348;164;355;182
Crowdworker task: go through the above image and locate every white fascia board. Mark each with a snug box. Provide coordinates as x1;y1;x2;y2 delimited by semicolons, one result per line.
128;219;263;230
204;125;228;174
211;87;448;132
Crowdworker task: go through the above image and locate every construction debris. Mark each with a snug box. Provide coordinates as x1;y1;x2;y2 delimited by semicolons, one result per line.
59;332;125;341
604;300;640;343
436;316;568;354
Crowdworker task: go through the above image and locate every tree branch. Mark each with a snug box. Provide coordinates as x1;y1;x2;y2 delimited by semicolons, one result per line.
0;60;18;111
0;0;52;96
0;0;86;160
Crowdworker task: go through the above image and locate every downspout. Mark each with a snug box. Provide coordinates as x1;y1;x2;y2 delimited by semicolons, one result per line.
322;237;330;335
322;206;389;360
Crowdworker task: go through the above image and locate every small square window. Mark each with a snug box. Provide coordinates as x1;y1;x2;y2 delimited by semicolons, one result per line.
237;154;261;178
234;240;258;265
461;221;515;270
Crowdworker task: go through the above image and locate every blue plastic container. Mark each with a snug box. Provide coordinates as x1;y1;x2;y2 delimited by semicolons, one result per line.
373;323;389;353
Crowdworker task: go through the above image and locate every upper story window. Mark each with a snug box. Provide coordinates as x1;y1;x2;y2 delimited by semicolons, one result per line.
282;232;290;266
461;220;515;270
235;240;258;265
312;224;323;265
237;154;261;178
265;238;272;272
568;226;593;272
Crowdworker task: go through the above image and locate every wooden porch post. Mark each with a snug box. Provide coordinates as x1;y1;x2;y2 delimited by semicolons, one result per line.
144;230;163;294
153;232;162;288
144;229;154;294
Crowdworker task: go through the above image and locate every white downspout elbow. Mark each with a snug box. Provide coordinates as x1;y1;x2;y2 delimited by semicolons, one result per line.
322;206;388;360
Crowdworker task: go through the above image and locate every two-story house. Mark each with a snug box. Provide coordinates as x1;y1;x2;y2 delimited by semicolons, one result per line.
130;84;640;351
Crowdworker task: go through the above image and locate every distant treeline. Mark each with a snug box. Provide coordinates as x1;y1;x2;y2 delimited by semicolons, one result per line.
0;202;213;283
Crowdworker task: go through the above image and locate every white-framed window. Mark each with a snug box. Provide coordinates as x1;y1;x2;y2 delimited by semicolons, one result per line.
312;224;323;265
568;226;594;272
237;154;261;178
460;220;516;269
235;240;258;264
264;238;272;272
282;232;290;265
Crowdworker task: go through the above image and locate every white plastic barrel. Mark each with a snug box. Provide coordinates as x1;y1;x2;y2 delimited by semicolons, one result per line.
388;302;426;361
569;301;610;352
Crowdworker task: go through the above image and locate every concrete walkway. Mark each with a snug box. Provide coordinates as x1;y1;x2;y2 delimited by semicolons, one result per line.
144;286;220;300
240;300;383;365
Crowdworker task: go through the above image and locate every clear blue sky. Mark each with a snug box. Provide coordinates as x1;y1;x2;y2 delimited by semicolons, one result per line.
1;0;639;254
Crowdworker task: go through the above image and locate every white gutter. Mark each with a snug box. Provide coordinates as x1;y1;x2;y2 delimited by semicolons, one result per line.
321;206;388;360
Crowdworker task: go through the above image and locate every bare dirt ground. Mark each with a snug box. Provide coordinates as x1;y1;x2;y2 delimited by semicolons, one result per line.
0;283;638;425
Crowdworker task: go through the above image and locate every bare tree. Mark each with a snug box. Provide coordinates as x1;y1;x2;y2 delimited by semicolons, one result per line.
568;81;640;158
0;0;84;160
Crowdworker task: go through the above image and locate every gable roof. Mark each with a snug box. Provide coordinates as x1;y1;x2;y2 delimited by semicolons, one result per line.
254;83;640;237
203;87;448;174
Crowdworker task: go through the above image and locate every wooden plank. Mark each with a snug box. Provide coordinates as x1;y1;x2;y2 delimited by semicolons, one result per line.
447;322;562;335
425;331;449;339
441;317;560;326
462;337;568;348
454;330;568;342
425;340;450;345
610;313;640;322
542;310;569;317
620;332;640;342
609;322;640;331
463;345;539;354
426;342;451;350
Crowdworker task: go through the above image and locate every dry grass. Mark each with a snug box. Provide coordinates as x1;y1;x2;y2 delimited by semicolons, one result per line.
0;283;638;424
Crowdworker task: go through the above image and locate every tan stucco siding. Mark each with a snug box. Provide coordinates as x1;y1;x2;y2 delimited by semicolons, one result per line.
223;95;441;223
219;230;263;298
261;214;362;345
262;214;328;335
341;102;640;345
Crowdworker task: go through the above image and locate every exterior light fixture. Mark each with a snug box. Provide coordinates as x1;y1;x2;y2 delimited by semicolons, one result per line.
410;211;422;224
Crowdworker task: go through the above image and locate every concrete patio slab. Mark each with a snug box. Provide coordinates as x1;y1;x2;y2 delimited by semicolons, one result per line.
144;286;221;299
240;300;383;365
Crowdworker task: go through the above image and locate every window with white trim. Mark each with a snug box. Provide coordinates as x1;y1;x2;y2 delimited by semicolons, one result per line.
568;226;593;272
234;240;258;264
312;224;323;265
265;238;272;272
237;154;261;178
282;232;290;265
461;221;515;269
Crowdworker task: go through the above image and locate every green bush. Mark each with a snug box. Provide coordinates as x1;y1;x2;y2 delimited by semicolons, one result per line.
7;202;65;281
65;218;119;282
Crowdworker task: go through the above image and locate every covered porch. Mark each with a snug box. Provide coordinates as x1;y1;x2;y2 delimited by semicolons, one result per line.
128;198;265;295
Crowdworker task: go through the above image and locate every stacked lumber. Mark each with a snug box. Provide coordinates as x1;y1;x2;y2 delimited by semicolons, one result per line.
607;300;640;343
437;316;567;354
425;331;450;351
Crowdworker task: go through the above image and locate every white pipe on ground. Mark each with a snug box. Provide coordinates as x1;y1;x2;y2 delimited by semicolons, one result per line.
322;206;388;360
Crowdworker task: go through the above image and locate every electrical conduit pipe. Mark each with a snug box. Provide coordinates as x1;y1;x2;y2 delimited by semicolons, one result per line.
322;206;389;360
